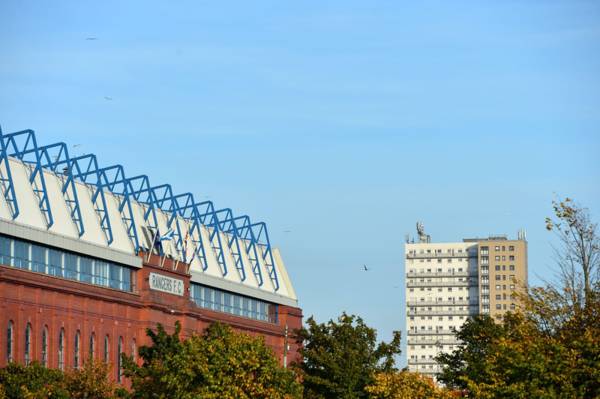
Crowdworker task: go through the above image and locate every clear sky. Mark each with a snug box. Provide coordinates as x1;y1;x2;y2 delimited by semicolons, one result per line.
1;1;599;366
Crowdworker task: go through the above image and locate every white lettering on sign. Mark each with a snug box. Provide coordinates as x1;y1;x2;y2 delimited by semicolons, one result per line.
149;273;184;296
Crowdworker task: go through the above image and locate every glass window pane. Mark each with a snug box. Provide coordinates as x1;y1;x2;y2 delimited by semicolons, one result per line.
80;257;93;283
214;290;222;312
14;240;30;269
0;236;11;266
48;249;63;277
223;293;232;314
64;253;78;280
109;264;121;289
242;297;250;317
122;267;131;291
95;261;109;286
31;245;46;273
233;295;241;316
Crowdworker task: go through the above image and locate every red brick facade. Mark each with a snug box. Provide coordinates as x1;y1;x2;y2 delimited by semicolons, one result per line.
0;252;302;380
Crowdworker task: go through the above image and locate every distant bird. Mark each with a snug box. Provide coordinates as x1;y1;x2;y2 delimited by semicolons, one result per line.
283;230;292;233
104;96;113;101
363;264;369;271
85;37;98;41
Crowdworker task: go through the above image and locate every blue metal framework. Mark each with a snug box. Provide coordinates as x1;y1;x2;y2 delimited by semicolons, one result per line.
0;127;20;219
227;215;264;286
65;155;114;244
76;164;141;253
212;208;248;281
0;127;19;219
0;126;281;291
186;199;230;276
249;221;280;291
0;130;54;228
143;184;187;260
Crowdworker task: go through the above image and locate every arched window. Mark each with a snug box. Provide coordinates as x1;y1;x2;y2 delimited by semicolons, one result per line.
131;338;137;362
41;326;48;367
25;323;32;366
6;321;14;363
58;328;65;370
103;335;109;363
117;337;123;382
89;333;95;361
74;331;81;369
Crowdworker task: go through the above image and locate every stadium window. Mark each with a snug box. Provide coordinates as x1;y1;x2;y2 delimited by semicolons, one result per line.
64;253;78;280
131;339;137;362
25;323;32;366
104;335;109;363
109;264;121;290
42;326;48;367
6;320;14;363
80;258;93;284
14;240;30;269
117;337;123;382
32;244;46;273
58;328;65;371
95;261;109;286
74;331;81;369
49;249;63;277
89;333;95;360
0;235;11;266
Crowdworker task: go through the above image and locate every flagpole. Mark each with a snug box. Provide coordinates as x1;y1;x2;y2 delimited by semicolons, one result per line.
146;228;159;263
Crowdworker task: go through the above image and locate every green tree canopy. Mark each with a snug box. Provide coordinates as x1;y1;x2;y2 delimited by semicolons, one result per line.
295;312;402;399
122;321;302;399
437;198;600;398
0;362;67;399
365;371;455;399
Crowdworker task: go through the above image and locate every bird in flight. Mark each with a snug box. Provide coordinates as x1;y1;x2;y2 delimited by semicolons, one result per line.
104;96;113;101
86;37;98;41
363;264;369;271
283;230;292;233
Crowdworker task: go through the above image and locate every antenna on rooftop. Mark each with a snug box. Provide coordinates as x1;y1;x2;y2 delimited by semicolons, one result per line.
416;221;431;243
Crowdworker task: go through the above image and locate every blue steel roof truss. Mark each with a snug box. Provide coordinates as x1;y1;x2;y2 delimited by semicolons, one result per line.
66;155;114;245
194;201;230;277
213;208;248;282
147;184;188;262
0;127;281;291
172;197;212;272
249;222;280;291
0;127;20;219
1;130;55;228
123;175;161;249
83;165;141;253
227;215;264;287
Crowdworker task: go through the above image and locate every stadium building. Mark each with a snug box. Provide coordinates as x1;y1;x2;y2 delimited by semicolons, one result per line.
0;126;302;381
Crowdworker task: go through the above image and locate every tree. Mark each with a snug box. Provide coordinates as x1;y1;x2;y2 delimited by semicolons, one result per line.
545;197;599;311
122;321;302;399
435;315;505;391
0;362;68;399
63;359;120;399
365;371;455;399
437;198;600;398
295;312;402;399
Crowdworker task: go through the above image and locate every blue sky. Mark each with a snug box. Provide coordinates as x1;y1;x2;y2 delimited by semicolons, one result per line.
1;1;599;365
